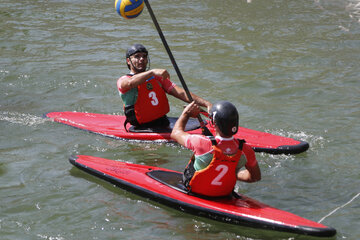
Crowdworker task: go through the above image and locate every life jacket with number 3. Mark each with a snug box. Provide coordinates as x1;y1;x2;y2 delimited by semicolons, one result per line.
125;75;170;125
183;138;245;197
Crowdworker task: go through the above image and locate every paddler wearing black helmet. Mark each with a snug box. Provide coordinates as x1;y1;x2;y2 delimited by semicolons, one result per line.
125;44;150;72
209;101;239;137
171;101;261;197
117;44;212;129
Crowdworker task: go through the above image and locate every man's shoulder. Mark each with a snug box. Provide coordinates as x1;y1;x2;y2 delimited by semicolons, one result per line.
186;134;211;146
188;134;210;141
117;75;133;93
118;74;132;80
241;141;253;151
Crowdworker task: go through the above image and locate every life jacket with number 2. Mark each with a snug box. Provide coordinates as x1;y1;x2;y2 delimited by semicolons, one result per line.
183;137;245;197
124;75;170;125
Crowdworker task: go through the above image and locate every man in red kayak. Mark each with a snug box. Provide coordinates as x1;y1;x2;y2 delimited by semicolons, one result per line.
117;44;212;129
171;101;261;197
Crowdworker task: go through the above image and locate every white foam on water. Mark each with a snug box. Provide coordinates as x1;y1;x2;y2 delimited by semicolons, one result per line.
347;0;360;22
266;128;328;150
0;111;48;127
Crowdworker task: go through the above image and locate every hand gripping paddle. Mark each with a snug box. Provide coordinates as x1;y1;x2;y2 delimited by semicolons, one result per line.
143;0;213;137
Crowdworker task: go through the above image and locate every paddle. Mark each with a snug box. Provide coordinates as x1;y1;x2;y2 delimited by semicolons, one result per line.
143;0;212;136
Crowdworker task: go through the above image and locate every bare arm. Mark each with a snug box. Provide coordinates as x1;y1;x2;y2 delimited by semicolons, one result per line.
236;145;261;183
120;69;170;91
171;101;200;146
169;85;212;113
236;164;261;183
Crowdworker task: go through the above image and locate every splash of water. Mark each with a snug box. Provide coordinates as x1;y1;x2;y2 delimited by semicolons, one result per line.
266;128;328;150
347;0;360;22
0;111;48;126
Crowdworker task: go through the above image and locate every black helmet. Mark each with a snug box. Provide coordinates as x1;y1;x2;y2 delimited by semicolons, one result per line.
209;101;239;136
126;44;148;58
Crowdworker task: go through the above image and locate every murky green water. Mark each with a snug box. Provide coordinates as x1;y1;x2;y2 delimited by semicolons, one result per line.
1;0;359;239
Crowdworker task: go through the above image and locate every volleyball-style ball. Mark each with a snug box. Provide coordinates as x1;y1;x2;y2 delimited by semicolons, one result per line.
115;0;144;19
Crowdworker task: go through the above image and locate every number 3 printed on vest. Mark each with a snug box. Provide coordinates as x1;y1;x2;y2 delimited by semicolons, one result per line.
148;91;159;106
211;165;229;186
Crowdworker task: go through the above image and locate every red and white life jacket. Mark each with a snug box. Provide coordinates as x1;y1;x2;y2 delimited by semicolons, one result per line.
124;76;170;125
183;137;245;197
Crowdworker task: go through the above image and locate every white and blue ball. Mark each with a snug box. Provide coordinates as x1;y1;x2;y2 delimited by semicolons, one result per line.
115;0;144;19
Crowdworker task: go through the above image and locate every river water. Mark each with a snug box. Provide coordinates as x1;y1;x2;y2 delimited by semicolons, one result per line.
1;0;359;239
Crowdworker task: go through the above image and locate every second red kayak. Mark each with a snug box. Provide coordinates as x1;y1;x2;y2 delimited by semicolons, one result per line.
45;111;309;154
69;155;336;237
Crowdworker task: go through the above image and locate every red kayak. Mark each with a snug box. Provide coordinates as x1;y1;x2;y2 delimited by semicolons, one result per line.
46;111;309;154
69;155;336;237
